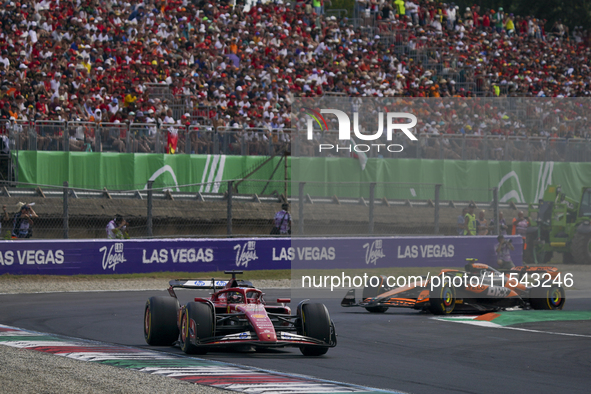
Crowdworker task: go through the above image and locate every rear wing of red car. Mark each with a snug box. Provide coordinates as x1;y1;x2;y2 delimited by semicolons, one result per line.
169;278;255;290
169;279;230;290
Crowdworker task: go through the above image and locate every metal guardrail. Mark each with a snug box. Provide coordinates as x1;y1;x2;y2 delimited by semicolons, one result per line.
290;130;591;162
0;180;522;239
2;120;591;162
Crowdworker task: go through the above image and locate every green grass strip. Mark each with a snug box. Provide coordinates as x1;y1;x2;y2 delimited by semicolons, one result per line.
491;311;591;326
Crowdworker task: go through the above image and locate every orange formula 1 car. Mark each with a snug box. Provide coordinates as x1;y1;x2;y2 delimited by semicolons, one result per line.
342;259;567;315
145;271;336;356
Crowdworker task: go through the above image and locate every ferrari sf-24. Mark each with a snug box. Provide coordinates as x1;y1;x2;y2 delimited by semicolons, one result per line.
145;271;336;356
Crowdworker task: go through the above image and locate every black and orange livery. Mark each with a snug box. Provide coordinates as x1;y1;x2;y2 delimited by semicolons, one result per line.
342;259;566;315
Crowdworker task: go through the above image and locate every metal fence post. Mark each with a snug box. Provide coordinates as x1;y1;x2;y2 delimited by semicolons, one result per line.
298;182;305;235
434;184;441;234
63;181;69;239
126;124;132;153
461;136;466;160
227;180;233;236
493;187;499;235
95;127;102;152
241;134;247;156
369;182;376;235
147;180;153;237
214;129;219;154
63;125;69;152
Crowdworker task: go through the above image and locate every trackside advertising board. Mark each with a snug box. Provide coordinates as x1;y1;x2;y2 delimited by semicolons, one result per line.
0;236;522;275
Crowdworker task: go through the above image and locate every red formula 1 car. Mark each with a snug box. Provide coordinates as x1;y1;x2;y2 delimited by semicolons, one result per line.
144;271;336;356
341;259;567;315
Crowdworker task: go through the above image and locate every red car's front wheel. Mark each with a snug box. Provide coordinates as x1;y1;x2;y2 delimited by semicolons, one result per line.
144;296;179;346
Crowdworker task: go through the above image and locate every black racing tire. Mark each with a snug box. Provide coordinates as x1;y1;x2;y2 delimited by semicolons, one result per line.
530;286;566;310
572;232;591;265
144;296;179;346
180;302;214;355
299;303;331;356
364;306;389;313
429;280;456;315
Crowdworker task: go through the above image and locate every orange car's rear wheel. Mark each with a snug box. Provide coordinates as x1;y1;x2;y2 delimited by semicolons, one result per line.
429;283;456;315
530;286;566;310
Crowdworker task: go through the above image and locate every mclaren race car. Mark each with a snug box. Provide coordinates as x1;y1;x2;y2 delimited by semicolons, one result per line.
341;259;567;315
144;271;336;356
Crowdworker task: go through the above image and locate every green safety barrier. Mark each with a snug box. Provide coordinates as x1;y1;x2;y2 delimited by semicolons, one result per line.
15;152;591;203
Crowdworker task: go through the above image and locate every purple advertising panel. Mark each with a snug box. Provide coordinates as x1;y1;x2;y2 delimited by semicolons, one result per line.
0;238;291;276
0;236;522;275
291;235;523;270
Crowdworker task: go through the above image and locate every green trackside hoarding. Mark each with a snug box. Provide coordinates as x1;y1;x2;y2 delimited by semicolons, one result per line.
291;158;591;203
14;152;289;194
15;152;591;203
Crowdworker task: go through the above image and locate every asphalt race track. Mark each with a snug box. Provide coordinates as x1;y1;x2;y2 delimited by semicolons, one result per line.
1;289;590;394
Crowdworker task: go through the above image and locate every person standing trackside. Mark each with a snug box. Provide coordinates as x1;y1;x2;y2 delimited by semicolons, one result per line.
495;235;515;269
477;210;488;235
272;203;291;236
106;214;129;239
512;211;529;236
464;203;477;235
12;202;37;239
1;205;10;237
457;207;468;235
489;211;508;235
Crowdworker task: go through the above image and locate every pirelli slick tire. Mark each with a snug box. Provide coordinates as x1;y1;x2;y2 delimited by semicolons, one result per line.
180;302;214;355
530;286;566;310
299;303;331;356
572;232;591;265
144;296;179;346
364;306;389;313
429;282;456;315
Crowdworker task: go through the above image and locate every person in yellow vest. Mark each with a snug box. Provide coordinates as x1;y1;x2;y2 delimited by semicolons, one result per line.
464;203;477;235
505;13;515;35
313;0;323;15
394;0;405;17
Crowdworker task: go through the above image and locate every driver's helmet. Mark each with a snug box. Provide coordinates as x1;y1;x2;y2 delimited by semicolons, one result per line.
228;292;243;303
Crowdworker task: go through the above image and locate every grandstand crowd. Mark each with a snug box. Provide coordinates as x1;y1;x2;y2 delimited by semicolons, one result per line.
0;0;590;150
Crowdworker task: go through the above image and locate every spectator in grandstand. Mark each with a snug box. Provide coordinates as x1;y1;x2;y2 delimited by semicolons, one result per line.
272;203;292;236
495;235;515;269
12;202;37;239
106;214;128;239
0;0;590;157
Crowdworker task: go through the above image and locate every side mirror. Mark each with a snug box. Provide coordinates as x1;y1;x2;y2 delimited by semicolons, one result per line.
277;298;291;304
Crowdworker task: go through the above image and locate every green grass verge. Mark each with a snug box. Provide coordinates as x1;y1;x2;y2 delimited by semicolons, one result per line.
0;270;292;281
0;267;444;282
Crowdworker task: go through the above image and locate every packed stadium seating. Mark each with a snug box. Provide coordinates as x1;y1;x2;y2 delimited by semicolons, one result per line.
0;0;589;157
